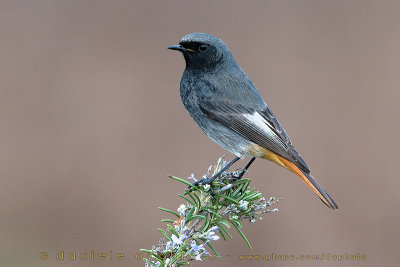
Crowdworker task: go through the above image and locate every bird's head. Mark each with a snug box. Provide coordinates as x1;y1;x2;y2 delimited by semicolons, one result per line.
168;32;233;70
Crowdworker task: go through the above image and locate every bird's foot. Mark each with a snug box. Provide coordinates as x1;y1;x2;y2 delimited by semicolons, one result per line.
194;176;215;186
187;171;226;196
233;169;246;180
187;156;241;195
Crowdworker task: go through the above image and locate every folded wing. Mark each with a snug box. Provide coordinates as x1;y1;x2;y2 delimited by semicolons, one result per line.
199;99;310;173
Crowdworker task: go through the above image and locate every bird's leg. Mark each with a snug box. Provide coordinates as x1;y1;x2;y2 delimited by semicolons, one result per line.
235;157;256;179
190;156;240;189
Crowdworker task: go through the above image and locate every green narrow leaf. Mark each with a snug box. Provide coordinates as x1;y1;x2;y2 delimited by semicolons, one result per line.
246;193;262;201
214;195;219;212
249;191;261;198
243;194;261;202
157;228;173;242
218;227;226;241
192;191;201;208
216;222;232;239
233;178;250;185
177;261;190;266
161;219;175;223
232;183;245;197
233;180;251;200
185;192;199;208
239;187;255;201
186;214;206;223
172;251;184;265
238;191;249;201
243;179;251;192
215;193;240;204
166;224;179;237
140;249;158;259
242;208;252;215
186;207;196;223
231;218;243;228
178;194;195;207
169;175;199;190
200;213;210;232
158;207;180;218
214;219;230;229
202;207;222;219
173;241;186;263
230;220;252;250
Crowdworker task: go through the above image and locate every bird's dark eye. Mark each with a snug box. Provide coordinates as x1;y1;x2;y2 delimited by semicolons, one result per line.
199;44;208;52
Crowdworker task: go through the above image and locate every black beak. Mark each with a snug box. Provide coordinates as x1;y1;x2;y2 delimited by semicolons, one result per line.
168;44;186;52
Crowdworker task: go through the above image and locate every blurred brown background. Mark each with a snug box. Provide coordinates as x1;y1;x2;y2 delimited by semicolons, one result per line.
1;1;399;266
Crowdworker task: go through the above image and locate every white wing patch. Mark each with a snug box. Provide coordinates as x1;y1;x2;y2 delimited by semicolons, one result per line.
243;112;285;147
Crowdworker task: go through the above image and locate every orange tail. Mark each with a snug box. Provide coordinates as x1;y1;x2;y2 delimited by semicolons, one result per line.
276;155;338;209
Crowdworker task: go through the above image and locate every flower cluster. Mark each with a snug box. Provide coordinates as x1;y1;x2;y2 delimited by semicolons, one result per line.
141;157;280;267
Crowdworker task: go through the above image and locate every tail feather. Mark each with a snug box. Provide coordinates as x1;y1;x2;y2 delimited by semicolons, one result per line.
277;155;339;209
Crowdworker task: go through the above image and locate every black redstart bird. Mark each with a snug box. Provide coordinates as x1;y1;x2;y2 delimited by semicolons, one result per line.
168;32;338;209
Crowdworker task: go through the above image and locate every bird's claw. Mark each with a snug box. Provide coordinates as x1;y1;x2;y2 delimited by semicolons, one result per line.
187;177;216;196
233;169;246;180
187;178;204;192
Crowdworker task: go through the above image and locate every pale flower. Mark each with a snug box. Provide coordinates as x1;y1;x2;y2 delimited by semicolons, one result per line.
177;204;187;216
